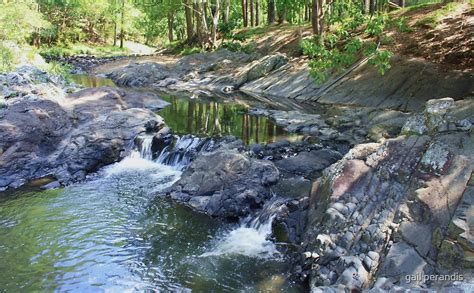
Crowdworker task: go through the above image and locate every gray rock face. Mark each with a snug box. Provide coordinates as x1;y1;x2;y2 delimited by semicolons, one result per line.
274;149;342;178
0;81;168;191
298;98;474;291
166;148;279;219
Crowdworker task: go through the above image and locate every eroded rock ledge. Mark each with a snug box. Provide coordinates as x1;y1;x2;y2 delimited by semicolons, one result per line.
0;67;169;191
297;97;473;291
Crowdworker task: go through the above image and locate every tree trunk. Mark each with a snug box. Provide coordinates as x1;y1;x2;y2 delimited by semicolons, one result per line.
224;0;230;23
250;0;254;26
113;20;117;46
363;0;370;14
312;0;325;37
369;0;376;15
268;0;275;24
255;0;260;26
167;12;174;42
211;0;220;48
184;0;194;44
278;2;288;24
196;1;209;47
242;0;248;27
120;0;125;49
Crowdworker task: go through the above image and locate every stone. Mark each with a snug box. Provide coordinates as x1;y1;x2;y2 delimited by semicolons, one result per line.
399;221;432;257
166;148;279;219
379;242;428;286
274;149;342;178
40;180;61;190
0;85;167;191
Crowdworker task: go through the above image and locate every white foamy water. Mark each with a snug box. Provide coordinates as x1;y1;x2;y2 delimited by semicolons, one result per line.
202;216;279;259
104;152;161;176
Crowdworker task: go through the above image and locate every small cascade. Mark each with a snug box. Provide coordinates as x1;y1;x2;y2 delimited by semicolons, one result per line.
202;197;287;259
156;135;214;170
138;135;154;160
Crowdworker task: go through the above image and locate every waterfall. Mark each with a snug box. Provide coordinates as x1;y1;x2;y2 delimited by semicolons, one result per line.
201;197;286;259
138;135;154;160
156;135;214;170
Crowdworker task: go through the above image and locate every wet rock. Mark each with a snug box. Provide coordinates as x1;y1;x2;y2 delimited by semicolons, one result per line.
0;85;167;191
166;148;279;219
274;149;342;178
40;180;61;190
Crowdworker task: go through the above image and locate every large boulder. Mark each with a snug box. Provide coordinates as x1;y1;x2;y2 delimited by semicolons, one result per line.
274;149;342;178
166;148;279;219
0;84;169;191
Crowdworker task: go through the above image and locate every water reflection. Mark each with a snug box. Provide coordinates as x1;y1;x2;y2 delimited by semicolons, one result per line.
159;95;301;145
71;74;116;88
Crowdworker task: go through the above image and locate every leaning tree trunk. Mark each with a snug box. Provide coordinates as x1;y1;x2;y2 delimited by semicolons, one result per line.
268;0;275;24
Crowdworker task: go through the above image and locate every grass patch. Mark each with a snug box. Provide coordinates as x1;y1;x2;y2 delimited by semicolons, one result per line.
415;2;461;28
40;43;130;59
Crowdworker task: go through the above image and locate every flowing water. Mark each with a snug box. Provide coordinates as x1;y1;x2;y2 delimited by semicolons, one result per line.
0;75;305;291
0;147;301;291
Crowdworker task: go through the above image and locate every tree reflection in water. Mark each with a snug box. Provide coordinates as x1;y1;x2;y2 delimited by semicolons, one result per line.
159;94;299;145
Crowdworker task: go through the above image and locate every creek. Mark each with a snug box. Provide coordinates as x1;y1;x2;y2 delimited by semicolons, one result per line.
0;75;305;291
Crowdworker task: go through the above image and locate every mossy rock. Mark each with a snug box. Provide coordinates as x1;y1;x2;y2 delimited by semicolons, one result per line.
437;239;464;269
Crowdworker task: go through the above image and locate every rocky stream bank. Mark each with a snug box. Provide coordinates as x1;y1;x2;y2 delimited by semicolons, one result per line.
1;50;473;291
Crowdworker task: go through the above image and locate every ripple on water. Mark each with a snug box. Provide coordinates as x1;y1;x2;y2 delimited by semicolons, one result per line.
0;145;302;291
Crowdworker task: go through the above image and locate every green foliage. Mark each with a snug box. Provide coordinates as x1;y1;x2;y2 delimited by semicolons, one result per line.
44;61;73;81
415;2;461;28
380;35;394;45
369;50;393;75
179;47;204;56
0;44;14;72
0;1;50;43
391;17;412;32
40;43;129;58
365;14;388;37
222;42;254;54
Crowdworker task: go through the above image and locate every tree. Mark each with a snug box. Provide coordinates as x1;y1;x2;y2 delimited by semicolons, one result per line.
242;0;248;27
268;0;276;24
120;0;125;48
210;0;221;48
311;0;325;36
184;0;194;44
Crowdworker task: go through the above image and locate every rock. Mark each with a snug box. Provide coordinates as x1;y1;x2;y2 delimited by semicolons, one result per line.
274;149;342;178
0;85;167;191
379;242;428;286
166;148;279;219
437;239;466;269
245;53;288;82
40;180;61;190
399;221;432;257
